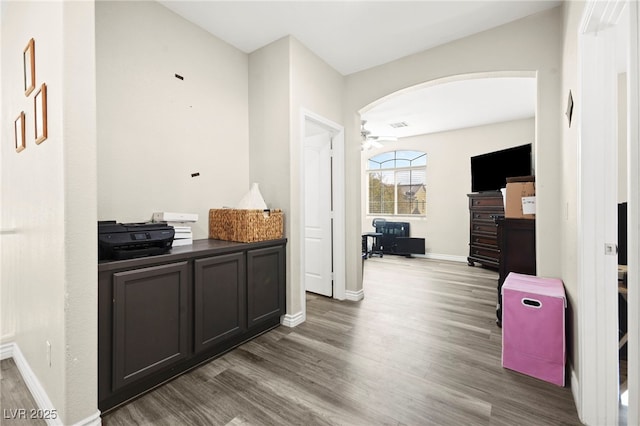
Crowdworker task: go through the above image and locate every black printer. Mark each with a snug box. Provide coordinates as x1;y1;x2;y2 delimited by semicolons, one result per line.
98;221;175;260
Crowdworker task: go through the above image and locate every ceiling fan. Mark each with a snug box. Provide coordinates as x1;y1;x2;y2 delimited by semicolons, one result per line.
361;120;397;150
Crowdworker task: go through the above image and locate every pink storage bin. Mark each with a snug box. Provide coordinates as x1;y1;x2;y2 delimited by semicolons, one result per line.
501;272;566;386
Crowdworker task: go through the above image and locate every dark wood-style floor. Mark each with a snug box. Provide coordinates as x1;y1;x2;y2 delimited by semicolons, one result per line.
2;257;583;425
100;256;581;425
0;358;45;426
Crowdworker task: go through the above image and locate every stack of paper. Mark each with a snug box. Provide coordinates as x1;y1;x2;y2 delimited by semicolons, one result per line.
152;212;198;247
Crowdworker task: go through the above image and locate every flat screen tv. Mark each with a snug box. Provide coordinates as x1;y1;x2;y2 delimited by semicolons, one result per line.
471;144;532;193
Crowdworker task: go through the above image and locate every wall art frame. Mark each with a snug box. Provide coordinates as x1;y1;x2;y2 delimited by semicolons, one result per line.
23;38;35;96
34;83;47;144
14;111;26;153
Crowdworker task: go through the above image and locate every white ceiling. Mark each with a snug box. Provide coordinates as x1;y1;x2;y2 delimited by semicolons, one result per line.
362;76;537;139
159;0;558;138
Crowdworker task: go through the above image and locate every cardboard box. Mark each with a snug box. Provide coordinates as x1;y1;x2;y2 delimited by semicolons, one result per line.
505;176;535;219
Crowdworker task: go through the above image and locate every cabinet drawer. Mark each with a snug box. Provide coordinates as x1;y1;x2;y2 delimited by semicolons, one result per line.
470;197;503;208
472;222;498;234
471;211;501;221
470;245;500;260
471;234;498;247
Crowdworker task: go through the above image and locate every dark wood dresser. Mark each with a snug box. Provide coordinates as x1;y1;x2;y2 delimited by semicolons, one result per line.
495;218;536;326
467;192;504;269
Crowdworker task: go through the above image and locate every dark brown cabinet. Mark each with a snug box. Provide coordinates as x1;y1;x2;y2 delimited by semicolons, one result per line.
467;192;504;269
112;261;190;391
98;239;286;413
247;246;286;328
495;218;536;325
194;252;246;353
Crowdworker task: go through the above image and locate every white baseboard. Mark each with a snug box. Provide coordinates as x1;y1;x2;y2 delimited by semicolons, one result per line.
424;253;468;263
281;311;305;327
10;344;63;426
0;341;14;360
345;289;364;301
570;363;583;424
1;342;101;426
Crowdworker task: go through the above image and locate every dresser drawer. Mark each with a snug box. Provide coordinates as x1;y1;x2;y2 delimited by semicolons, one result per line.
468;192;504;270
471;234;498;247
471;211;500;221
469;196;503;208
470;245;500;260
471;222;498;235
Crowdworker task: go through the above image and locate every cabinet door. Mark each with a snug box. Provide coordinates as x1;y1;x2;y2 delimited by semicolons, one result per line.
112;261;189;391
247;245;285;328
194;252;246;353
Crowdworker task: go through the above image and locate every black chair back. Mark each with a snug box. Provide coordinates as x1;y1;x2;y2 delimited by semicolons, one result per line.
372;218;386;231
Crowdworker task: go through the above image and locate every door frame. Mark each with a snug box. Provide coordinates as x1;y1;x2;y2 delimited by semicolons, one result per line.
299;109;346;313
628;3;640;424
577;1;637;424
302;132;333;297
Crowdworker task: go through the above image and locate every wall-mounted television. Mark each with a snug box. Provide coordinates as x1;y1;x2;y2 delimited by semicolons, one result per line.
471;144;532;193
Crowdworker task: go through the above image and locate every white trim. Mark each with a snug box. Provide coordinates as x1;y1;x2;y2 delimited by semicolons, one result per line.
10;344;63;426
578;2;626;424
281;311;305;328
345;289;364;301
299;109;347;313
0;343;102;426
328;124;347;302
581;0;627;33
423;253;468;263
627;2;640;424
1;341;14;360
571;363;582;422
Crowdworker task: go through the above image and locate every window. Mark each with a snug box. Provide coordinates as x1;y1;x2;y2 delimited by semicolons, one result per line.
367;150;426;216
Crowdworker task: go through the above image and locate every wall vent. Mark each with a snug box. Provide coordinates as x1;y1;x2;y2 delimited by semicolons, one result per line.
389;121;409;128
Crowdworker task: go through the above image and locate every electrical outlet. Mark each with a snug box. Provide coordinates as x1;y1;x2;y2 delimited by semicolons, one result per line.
46;341;51;367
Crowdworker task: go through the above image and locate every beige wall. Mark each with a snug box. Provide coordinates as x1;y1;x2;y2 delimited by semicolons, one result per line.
248;37;293;309
362;118;535;259
0;1;97;424
289;38;344;310
248;37;291;217
0;3;579;421
249;36;343;316
96;1;250;239
346;6;563;291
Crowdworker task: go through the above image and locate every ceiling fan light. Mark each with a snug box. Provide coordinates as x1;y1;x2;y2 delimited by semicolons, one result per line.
376;136;397;142
389;121;409;128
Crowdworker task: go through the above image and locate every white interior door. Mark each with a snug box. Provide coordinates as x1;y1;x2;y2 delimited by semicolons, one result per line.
304;133;333;297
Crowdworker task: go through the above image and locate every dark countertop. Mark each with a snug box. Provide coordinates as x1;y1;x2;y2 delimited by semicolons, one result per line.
98;238;287;273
